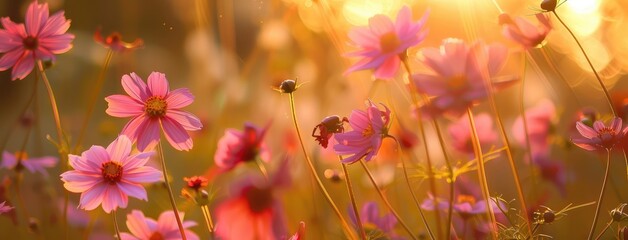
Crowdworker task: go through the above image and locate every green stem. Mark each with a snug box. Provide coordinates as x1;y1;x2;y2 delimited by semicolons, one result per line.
112;210;122;240
74;50;114;152
466;108;497;239
157;143;187;240
588;149;611;239
287;92;357;240
340;160;366;240
359;160;417;240
552;11;615;116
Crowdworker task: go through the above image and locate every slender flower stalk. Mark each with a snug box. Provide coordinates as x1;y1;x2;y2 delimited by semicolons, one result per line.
200;205;215;233
340;157;366;240
588;149;612;239
37;60;65;152
112;210;122;240
392;136;435;240
594;219;613;240
551;11;615;116
157;142;187;240
466;108;498;238
74;49;114;152
286;92;357;240
359;160;417;240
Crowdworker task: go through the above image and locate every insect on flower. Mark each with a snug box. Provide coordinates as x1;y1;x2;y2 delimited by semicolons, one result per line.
312;115;348;148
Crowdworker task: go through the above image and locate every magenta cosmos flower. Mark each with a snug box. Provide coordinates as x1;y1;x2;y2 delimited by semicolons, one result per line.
345;6;429;79
120;210;199;240
572;117;628;151
105;72;202;151
448;113;497;155
349;202;402;240
60;135;163;213
1;151;57;176
499;13;551;49
214;122;270;171
412;39;517;118
333;101;391;164
0;1;74;80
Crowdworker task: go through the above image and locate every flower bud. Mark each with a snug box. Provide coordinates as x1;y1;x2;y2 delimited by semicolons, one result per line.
541;0;557;11
279;79;297;93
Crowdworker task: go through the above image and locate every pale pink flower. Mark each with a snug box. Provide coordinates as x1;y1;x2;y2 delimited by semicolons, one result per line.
499;13;551;49
120;210;199;240
105;72;203;151
0;201;13;215
333;101;391;164
448;113;497;155
412;39;517;118
345;6;428;79
60;135;163;213
512;99;556;155
214;123;270;171
94;28;143;52
0;1;74;80
1;151;57;176
572;117;628;151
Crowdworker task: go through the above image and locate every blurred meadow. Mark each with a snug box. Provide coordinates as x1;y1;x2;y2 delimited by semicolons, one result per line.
1;0;628;239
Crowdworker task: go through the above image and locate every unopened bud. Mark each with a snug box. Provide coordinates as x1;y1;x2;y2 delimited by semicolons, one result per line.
278;79;297;93
541;0;557;11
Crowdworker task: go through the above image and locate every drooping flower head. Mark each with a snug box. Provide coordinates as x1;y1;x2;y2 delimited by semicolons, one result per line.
349;202;403;240
512;99;556;155
214;122;270;171
120;210;199;240
448;113;497;155
105;72;203;151
60;135;163;213
0;1;74;80
94;28;143;52
412;39;517;118
0;201;13;215
333;101;391;164
499;13;552;49
1;151;57;176
572;117;628;151
345;6;429;79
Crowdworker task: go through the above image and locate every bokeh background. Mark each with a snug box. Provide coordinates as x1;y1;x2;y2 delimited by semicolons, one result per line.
1;0;628;239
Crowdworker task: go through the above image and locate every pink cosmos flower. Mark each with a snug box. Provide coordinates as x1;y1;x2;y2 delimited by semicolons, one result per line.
448;113;497;155
120;210;199;240
214;122;270;171
215;158;290;240
512;99;556;155
412;38;517;118
0;201;13;215
1;151;57;176
333;101;391;164
60;135;163;213
421;194;504;220
572;117;628;151
499;13;552;49
345;6;429;79
105;72;203;151
0;1;74;80
349;202;402;240
94;28;143;52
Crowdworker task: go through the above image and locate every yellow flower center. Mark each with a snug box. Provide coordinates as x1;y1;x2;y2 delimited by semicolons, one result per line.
362;125;374;137
14;151;28;161
457;194;476;205
101;161;123;184
145;96;167;118
379;32;400;53
448;75;467;91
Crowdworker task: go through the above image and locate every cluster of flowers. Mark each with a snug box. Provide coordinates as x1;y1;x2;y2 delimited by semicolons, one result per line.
1;0;627;239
